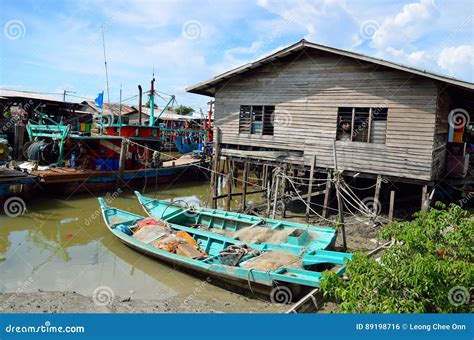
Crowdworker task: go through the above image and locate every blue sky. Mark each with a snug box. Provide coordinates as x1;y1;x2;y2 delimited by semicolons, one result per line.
0;0;473;111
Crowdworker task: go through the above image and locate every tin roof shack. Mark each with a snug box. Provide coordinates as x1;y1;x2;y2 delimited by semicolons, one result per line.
187;40;474;215
0;90;89;159
81;100;138;127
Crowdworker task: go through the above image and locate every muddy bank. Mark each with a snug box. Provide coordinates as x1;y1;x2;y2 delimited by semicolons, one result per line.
0;291;285;314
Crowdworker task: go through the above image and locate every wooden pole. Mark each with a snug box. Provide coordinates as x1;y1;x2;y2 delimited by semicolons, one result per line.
421;184;429;211
388;190;395;223
212;128;221;209
225;158;232;211
373;175;382;214
306;155;316;221
241;162;249;211
332;139;347;251
13;124;25;160
266;167;272;218
335;174;347;251
271;169;281;219
322;170;332;218
118;138;128;171
282;164;289;218
117;138;128;189
233;161;239;187
262;164;268;189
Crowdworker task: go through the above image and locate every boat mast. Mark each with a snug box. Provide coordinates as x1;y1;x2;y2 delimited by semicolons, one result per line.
102;26;110;104
149;77;155;127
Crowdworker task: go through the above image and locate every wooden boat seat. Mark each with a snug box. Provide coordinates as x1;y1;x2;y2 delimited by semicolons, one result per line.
270;267;322;287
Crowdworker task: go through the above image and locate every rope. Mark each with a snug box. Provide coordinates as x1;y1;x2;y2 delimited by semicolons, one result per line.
279;171;336;224
125;138;268;192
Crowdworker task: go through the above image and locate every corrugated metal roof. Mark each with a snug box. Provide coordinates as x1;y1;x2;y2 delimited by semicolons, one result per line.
83;100;137;116
186;39;474;96
0;89;64;102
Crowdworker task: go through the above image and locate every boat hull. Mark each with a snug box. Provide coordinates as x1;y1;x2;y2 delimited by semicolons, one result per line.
135;192;337;252
117;237;298;299
37;162;208;196
98;197;352;302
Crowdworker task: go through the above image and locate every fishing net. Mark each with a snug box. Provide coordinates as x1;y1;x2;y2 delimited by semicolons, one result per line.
239;251;302;271
132;225;170;243
234;226;293;244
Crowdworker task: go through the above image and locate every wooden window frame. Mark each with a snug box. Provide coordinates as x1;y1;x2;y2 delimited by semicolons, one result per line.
337;107;388;144
239;105;274;136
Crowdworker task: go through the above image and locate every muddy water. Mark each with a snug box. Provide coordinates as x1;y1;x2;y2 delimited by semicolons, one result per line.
0;180;273;311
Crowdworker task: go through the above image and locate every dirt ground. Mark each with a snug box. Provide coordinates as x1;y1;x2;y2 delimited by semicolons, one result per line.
0;291;284;314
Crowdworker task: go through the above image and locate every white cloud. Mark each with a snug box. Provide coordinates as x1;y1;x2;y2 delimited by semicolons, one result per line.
437;45;474;78
256;0;358;47
371;0;438;49
384;47;431;68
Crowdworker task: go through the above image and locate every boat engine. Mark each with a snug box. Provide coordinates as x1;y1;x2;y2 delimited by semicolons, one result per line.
26;141;60;165
0;136;12;165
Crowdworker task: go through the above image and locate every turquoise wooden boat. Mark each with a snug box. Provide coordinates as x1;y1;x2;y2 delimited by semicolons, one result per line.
134;191;337;252
99;197;352;301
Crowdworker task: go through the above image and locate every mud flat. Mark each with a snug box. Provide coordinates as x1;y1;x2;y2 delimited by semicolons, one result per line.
0;291;284;314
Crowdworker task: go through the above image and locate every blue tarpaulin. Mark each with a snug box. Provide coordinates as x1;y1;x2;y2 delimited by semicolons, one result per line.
95;92;104;109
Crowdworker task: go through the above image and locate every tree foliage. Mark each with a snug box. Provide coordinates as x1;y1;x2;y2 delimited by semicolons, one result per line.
321;203;473;313
174;105;194;115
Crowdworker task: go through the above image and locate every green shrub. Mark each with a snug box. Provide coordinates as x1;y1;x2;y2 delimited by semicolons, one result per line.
321;203;473;313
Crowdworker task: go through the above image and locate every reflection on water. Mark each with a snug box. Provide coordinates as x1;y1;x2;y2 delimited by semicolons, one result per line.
0;180;245;302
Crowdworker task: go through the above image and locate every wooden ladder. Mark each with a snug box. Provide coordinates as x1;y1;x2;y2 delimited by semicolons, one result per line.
285;288;323;314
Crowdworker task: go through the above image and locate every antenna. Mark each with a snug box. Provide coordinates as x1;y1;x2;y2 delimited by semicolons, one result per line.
102;25;110;103
63;89;77;102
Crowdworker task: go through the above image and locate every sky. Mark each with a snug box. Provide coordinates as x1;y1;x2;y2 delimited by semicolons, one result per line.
0;0;473;111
